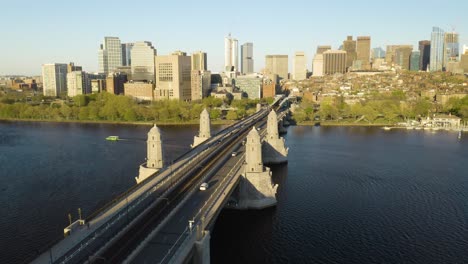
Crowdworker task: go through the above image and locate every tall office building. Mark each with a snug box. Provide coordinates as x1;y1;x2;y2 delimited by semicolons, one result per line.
323;50;347;75
121;43;134;66
372;47;386;59
430;27;445;72
317;45;332;55
265;55;288;81
293;51;307;80
98;37;122;74
191;51;207;71
342;36;357;68
155;51;192;101
224;34;238;72
67;62;82;73
241;43;254;74
463;45;468;55
131;41;157;82
312;54;324;77
410;51;421;71
42;63;68;97
444;32;459;64
191;70;211;101
419;40;431;71
395;46;413;70
67;71;90;97
356;36;371;70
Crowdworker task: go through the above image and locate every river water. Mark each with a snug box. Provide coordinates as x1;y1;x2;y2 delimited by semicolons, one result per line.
0;122;467;263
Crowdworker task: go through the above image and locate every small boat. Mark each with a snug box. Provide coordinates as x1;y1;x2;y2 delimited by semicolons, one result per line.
106;136;119;141
459;131;462;140
382;126;391;131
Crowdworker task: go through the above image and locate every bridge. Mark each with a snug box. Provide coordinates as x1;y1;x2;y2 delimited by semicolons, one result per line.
31;95;291;264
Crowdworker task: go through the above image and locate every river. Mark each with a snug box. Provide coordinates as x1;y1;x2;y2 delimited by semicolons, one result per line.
0;121;466;263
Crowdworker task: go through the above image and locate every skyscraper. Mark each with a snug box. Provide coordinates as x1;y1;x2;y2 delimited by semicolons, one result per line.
430;27;445;72
410;51;421;71
356;36;371;70
155;51;192;101
241;43;254;74
42;63;68;97
342;36;357;69
191;51;207;71
293;51;307;80
121;43;134;66
224;34;238;72
418;40;431;71
395;46;413;70
191;70;211;101
372;47;386;59
316;45;332;55
323;50;347;75
265;55;288;81
131;41;157;82
312;54;324;77
98;37;122;74
444;32;459;65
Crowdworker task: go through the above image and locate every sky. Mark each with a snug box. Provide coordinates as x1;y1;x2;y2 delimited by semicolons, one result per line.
1;0;467;76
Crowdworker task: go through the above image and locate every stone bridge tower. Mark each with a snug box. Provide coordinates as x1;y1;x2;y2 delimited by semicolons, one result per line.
237;127;278;209
192;108;211;148
263;110;288;164
136;124;164;183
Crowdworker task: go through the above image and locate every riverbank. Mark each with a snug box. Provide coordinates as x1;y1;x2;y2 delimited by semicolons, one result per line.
297;120;396;127
0;118;235;126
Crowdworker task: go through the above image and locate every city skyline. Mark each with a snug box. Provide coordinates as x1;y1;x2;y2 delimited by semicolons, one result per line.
1;0;468;75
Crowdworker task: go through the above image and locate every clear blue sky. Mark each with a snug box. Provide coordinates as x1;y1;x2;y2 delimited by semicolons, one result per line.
1;0;467;75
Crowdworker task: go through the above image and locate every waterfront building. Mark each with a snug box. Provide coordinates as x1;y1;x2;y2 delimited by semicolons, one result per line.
419;40;431;71
121;43;134;66
323;50;347;75
461;52;468;73
191;70;211;101
265;55;288;81
224;34;238;72
67;71;90;97
342;36;357;69
234;75;263;99
42;63;68;97
131;41;157;82
191;51;207;71
106;72;128;95
356;36;371;70
124;81;155;101
154;51;192;101
98;36;122;74
410;51;421;71
262;78;276;98
430;27;445;71
293;51;307;80
241;43;254;75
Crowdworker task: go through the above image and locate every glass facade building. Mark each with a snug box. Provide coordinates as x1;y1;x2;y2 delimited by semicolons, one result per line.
430;27;445;72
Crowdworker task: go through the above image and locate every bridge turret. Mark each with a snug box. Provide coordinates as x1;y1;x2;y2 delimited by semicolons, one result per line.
192;108;211;148
245;127;263;173
263;110;288;164
147;124;164;169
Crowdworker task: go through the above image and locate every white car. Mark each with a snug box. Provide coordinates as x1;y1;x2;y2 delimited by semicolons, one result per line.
231;152;238;157
199;182;209;191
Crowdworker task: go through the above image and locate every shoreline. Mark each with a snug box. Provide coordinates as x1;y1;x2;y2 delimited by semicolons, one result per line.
297;121;396;127
0;118;235;126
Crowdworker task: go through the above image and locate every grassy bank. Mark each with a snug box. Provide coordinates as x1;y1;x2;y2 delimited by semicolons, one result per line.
0;117;235;126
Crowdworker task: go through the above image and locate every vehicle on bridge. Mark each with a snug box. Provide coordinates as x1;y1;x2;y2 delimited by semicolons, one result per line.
199;182;209;191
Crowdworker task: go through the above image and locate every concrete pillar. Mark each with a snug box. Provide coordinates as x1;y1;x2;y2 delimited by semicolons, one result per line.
192;108;211;148
135;124;163;183
246;127;263;173
147;124;164;168
237;127;278;209
256;103;262;112
263;110;288;164
194;231;210;264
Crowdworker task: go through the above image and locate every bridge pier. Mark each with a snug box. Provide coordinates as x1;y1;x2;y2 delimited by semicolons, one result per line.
192;108;211;148
263;110;288;165
236;127;278;210
194;230;210;264
136;124;164;184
